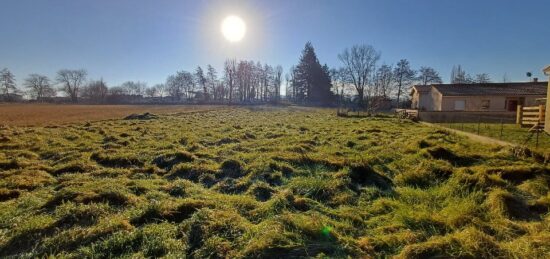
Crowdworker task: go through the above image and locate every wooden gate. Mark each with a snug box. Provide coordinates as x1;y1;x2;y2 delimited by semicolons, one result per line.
516;105;546;128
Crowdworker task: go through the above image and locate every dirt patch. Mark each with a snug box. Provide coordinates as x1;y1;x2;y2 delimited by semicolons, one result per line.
124;112;158;120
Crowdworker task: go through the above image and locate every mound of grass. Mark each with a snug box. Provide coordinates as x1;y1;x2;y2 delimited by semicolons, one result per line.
53;162;95;175
91;152;143;168
0;188;20;201
485;189;539;220
131;199;213;226
1;170;55;190
397;227;508;258
220;159;245;178
152;150;195;170
425;146;478;166
394;161;452;188
486;166;549;184
348;163;393;191
123;112;158;120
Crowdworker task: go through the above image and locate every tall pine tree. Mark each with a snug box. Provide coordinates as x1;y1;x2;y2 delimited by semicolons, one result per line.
292;42;333;105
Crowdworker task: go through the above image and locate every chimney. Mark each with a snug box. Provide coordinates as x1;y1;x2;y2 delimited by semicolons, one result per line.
533;78;538;82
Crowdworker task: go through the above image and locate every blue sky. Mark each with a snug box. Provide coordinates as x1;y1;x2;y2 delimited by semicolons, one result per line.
1;0;549;88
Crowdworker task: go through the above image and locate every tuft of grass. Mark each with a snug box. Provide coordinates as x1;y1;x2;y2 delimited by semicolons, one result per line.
90;152;143;168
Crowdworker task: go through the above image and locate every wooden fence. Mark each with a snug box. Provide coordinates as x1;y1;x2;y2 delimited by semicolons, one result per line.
516;105;546;128
395;109;419;119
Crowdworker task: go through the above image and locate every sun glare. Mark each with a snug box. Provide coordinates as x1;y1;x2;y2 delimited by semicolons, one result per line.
221;15;246;42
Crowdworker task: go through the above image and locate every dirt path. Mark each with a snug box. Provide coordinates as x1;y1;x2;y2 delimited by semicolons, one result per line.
421;122;515;147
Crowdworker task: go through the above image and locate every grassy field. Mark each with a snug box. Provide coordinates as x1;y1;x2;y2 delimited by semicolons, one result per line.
0;104;222;126
436;122;550;151
0;106;549;258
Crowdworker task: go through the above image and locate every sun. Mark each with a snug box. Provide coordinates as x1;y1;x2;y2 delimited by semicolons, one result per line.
221;15;246;42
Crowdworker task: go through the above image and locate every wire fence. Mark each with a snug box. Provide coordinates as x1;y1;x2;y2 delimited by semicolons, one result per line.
434;113;549;150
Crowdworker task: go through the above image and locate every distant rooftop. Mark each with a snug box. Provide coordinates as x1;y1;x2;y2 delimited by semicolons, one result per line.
429;82;548;96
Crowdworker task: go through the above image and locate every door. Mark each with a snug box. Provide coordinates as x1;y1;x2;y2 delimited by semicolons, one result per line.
507;100;518;112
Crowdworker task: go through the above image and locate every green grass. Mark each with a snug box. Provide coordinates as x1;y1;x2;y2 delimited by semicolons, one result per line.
0;106;549;258
437;122;550;151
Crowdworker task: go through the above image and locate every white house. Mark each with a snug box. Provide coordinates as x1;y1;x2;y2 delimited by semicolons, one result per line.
410;82;547;112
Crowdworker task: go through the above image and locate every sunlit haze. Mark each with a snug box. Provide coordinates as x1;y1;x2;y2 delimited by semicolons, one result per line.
221;15;246;42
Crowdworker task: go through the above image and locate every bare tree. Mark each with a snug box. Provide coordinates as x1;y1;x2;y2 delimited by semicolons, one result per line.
166;71;194;101
145;86;158;97
24;74;55;100
375;64;393;97
273;65;283;102
206;65;218;99
83;79;108;103
474;73;491;83
121;81;147;95
56;69;87;103
195;66;208;100
338;44;381;106
418;66;443;85
154;84;166;97
224;59;237;103
0;68;18;99
450;65;473;84
285;66;297;102
393;59;416;108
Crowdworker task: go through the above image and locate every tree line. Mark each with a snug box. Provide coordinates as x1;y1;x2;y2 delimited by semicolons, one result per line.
2;42;502;108
0;61;284;104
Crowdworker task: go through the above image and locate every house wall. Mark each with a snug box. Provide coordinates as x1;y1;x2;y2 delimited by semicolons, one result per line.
411;89;433;111
439;95;545;111
411;91;420;109
419;92;433;111
431;90;443;111
546;79;550;133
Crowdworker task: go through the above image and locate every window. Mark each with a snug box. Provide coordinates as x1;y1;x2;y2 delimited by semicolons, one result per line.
481;100;490;109
454;100;465;111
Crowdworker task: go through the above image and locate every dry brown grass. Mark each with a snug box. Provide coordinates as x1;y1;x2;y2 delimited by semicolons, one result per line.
0;104;224;126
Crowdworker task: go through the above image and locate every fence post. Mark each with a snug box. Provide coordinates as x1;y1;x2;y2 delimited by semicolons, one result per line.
536;130;540;148
516;105;523;126
500;119;504;140
477;115;481;135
